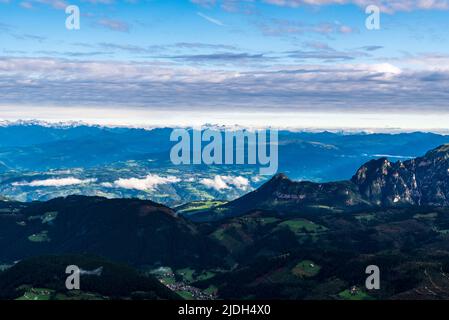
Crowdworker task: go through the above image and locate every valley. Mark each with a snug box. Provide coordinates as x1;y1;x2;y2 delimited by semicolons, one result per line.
2;143;449;299
1;123;448;207
1;124;449;300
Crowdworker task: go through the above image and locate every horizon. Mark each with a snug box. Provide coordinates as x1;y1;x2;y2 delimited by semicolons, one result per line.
2;108;449;134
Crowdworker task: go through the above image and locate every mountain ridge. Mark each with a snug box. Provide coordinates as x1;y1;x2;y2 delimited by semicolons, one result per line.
186;144;449;221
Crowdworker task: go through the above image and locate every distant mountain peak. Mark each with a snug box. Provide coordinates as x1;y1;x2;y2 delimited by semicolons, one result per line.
424;143;449;159
270;173;290;182
214;144;449;219
351;144;449;207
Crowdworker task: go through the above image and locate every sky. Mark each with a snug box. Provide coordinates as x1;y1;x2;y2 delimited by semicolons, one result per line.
1;0;449;130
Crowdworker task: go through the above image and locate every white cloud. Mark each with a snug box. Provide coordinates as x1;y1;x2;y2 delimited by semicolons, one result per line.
261;0;449;13
0;55;448;115
197;12;225;26
232;176;251;189
112;174;181;191
200;175;250;191
190;0;449;13
12;177;97;187
200;176;230;191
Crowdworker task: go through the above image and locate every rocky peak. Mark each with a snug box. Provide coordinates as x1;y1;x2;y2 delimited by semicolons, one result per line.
351;144;449;207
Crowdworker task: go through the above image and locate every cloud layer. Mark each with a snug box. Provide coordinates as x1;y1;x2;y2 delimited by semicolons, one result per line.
12;177;97;187
1;55;449;113
111;174;181;191
200;175;250;191
192;0;449;13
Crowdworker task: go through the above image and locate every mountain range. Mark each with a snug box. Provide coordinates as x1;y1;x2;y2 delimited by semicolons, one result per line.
0;122;448;206
2;144;449;299
185;144;449;221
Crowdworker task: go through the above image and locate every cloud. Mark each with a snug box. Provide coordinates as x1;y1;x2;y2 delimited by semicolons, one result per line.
111;174;181;191
191;0;216;7
190;0;449;13
89;42;239;55
174;42;239;51
286;50;363;61
20;1;33;9
257;19;356;37
12;34;46;42
16;0;115;9
96;18;130;32
1;55;449;113
197;12;225;26
12;177;97;187
168;52;266;62
359;45;384;51
32;0;68;10
0;22;12;32
261;0;449;13
200;175;250;191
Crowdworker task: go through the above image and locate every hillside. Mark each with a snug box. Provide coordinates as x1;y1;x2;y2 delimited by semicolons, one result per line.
0;196;226;269
0;255;180;300
1;144;449;299
186;144;449;221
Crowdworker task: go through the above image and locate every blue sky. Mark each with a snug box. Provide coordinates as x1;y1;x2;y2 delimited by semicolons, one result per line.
1;0;449;130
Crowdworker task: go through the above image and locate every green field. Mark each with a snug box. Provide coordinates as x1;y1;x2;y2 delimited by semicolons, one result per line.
28;230;50;242
414;212;438;219
42;211;58;224
0;264;12;271
176;200;228;216
277;219;327;235
259;217;280;225
292;260;321;278
176;268;196;283
204;285;218;295
195;271;216;282
53;291;105;300
355;213;376;222
176;291;195;300
149;267;176;284
175;268;217;283
338;288;372;300
16;288;54;300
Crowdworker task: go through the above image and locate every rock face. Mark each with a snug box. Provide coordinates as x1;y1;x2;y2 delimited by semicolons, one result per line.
216;144;449;218
351;144;449;207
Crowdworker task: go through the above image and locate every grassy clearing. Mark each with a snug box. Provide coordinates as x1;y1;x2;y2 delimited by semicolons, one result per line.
338;289;372;300
278;219;327;235
149;266;176;284
176;291;195;300
176;268;195;283
42;211;58;224
355;213;376;222
259;217;280;225
196;271;216;282
0;264;12;271
414;212;438;219
54;291;105;300
204;285;218;295
177;201;227;215
16;288;54;300
292;260;321;278
28;230;50;242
